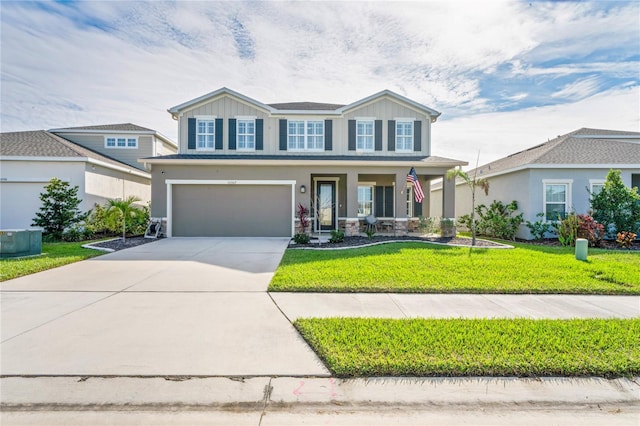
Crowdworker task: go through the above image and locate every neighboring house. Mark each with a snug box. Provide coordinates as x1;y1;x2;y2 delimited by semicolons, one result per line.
0;124;177;229
140;87;466;238
430;128;640;239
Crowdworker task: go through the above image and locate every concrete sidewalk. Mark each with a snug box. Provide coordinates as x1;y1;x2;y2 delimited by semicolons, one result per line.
2;376;639;425
271;293;640;320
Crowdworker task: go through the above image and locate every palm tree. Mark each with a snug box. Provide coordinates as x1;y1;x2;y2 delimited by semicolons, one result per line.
107;196;142;241
446;154;489;246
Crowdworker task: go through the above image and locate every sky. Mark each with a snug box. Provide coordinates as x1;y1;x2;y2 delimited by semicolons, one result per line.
1;0;638;167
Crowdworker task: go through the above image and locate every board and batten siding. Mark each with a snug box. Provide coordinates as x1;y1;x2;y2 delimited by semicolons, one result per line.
178;95;433;156
54;133;153;170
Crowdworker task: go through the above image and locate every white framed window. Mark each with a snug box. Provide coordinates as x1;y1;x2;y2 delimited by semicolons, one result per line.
356;120;374;151
396;120;414;152
543;180;572;221
105;136;137;149
590;179;605;197
406;185;414;217
196;117;215;150
237;119;255;151
358;185;374;216
288;120;324;151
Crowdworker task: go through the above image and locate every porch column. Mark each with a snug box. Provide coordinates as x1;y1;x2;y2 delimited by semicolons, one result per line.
345;171;360;236
442;174;456;218
394;172;408;236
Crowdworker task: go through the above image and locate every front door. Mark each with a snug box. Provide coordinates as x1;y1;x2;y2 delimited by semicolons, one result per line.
316;181;336;231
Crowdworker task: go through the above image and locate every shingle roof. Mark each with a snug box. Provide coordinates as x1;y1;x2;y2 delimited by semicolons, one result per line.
469;128;640;178
0;130;141;170
268;102;346;111
50;123;155;132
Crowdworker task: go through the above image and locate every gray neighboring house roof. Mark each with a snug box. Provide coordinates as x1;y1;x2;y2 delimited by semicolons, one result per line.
0;130;148;173
470;128;640;178
49;123;155;132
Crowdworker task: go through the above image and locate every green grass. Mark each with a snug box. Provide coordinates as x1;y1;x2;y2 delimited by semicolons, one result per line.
0;241;105;282
295;318;640;377
269;242;640;294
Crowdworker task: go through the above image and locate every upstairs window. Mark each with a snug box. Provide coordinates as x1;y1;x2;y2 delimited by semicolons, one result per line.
288;120;324;151
196;118;215;150
105;136;137;149
396;121;413;152
356;120;374;151
237;119;255;151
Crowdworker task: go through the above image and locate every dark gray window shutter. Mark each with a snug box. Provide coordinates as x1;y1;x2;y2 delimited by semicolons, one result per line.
384;186;394;217
188;118;196;150
215;119;224;150
324;119;332;151
374;186;384;217
348;120;356;151
413;196;423;217
256;119;264;150
228;119;236;150
375;120;382;151
279;119;287;151
388;120;395;151
414;120;422;152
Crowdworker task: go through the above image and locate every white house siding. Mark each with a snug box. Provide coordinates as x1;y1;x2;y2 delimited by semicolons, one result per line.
0;160;85;229
54;133;153;170
84;163;151;210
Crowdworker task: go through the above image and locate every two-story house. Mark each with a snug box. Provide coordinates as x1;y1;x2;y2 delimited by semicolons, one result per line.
140;88;466;238
0;124;176;229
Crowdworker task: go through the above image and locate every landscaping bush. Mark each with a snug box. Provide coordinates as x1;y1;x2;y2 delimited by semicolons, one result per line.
293;233;311;244
617;231;636;249
296;203;310;234
329;229;345;243
577;214;604;247
459;200;523;241
590;169;640;237
417;216;437;234
554;212;580;247
62;223;94;242
85;200;149;238
525;213;553;240
32;178;88;240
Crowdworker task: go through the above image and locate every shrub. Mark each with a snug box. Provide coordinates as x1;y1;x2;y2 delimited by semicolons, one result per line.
616;231;636;249
62;223;94;242
32;178;88;240
85;200;149;238
365;228;376;240
296;203;310;234
329;229;345;243
416;216;437;234
525;213;553;240
293;233;311;244
590;169;640;237
577;214;604;247
554;212;580;247
460;200;523;241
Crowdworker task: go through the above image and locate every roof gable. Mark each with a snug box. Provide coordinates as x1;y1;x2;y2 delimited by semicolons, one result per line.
49;123;155;133
167;87;274;115
338;89;441;120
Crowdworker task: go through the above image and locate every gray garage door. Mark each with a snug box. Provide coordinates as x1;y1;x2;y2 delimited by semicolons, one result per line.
172;184;292;237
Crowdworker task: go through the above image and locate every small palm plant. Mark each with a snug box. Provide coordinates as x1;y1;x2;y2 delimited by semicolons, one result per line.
107;196;142;241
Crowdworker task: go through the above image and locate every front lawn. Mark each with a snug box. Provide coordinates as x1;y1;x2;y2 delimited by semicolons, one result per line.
0;241;105;282
295;318;640;377
269;242;640;294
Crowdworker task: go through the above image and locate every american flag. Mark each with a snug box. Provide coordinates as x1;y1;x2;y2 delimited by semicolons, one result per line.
406;167;424;203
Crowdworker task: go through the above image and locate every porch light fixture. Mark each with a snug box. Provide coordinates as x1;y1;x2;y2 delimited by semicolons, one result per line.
300;185;306;193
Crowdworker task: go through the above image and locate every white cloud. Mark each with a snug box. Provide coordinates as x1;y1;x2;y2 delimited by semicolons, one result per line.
0;0;638;149
432;85;640;167
551;75;602;100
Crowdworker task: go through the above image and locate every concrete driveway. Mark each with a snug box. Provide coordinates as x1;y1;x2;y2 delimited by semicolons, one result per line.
0;238;329;377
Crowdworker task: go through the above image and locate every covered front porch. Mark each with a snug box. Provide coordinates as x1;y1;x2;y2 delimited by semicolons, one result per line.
298;165;459;237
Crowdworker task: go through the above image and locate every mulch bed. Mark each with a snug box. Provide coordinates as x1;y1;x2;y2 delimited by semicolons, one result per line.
89;236;161;251
516;238;639;251
290;235;506;249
